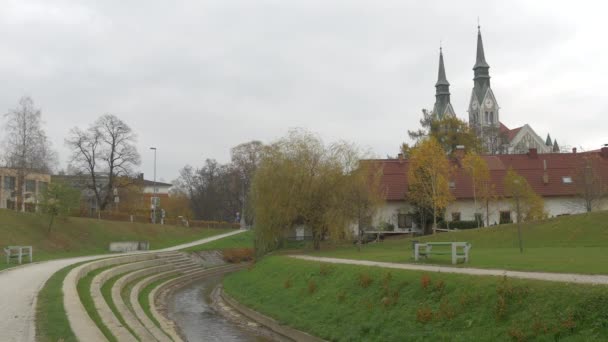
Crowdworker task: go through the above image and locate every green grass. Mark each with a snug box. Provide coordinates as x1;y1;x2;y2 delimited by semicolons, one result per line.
310;211;608;274
0;209;232;271
182;229;254;252
36;262;86;342
224;256;608;342
101;273;139;340
77;265;119;342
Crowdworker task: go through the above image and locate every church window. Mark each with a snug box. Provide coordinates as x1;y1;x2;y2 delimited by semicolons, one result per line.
490;111;494;123
485;111;489;122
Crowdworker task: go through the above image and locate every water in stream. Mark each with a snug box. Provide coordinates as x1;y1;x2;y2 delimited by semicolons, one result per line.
167;275;272;342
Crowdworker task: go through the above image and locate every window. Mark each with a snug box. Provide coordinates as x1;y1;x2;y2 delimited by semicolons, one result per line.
451;212;461;222
449;181;456;189
397;214;413;228
490;111;494;123
485;111;489;122
562;176;573;184
25;180;36;192
500;211;512;224
4;176;16;191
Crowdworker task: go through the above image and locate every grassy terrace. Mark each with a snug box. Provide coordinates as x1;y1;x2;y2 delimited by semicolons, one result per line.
182;229;254;252
0;209;232;271
224;256;608;342
309;211;608;274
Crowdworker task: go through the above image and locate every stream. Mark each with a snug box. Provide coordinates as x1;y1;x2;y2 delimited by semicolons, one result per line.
167;275;274;342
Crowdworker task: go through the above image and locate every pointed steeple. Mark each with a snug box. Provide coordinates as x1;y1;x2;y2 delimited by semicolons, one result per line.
472;25;491;103
553;140;560;153
433;47;454;118
545;134;552;146
436;47;449;87
474;25;490;69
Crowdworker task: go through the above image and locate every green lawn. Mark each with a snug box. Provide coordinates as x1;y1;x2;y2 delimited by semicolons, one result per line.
0;209;232;271
182;229;254;252
309;211;608;274
224;256;608;342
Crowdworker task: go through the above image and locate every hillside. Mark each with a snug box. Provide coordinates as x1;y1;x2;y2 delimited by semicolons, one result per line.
312;210;608;274
0;209;232;271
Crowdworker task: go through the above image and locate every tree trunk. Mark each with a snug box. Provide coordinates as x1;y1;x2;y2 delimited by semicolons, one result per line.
432;204;437;235
47;214;55;234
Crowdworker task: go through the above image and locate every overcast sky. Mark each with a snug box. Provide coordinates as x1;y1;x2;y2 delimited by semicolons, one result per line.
0;0;606;181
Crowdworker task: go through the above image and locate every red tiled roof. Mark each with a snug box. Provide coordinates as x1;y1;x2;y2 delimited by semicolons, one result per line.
499;122;522;142
371;150;608;201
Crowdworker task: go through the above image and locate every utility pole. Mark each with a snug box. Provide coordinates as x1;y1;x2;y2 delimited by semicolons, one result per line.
150;147;157;224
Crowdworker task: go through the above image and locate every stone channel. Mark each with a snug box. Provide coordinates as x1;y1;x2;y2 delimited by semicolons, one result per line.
167;274;283;342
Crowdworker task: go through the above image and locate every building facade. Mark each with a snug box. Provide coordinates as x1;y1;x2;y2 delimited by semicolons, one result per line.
0;168;50;211
364;147;608;235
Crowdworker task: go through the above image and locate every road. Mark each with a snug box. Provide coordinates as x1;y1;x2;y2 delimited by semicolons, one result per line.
0;229;245;342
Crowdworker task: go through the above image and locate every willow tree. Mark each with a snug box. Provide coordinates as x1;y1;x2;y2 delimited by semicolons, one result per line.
408;137;453;234
251;130;382;255
462;151;494;227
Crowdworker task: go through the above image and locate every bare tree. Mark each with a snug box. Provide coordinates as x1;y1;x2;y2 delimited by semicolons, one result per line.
65;114;141;211
230;140;264;225
574;154;606;212
1;96;57;211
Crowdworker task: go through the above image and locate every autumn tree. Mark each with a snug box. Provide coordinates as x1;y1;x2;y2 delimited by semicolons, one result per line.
574;154;607;212
462;151;495;227
65;114;141;211
407;137;453;234
405;109;483;155
162;192;194;220
251;129;382;255
39;181;80;233
504;168;547;253
1;97;57;211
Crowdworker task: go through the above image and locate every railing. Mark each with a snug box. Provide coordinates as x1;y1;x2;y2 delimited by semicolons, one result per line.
4;246;33;264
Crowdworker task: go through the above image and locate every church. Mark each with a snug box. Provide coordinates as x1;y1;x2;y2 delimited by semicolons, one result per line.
431;26;560;155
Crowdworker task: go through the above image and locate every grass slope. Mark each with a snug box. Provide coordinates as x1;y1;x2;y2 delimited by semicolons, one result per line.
312;211;608;274
182;229;253;252
224;256;608;342
0;209;232;271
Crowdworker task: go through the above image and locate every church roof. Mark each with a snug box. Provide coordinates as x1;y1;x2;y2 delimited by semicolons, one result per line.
499;122;523;142
367;148;608;201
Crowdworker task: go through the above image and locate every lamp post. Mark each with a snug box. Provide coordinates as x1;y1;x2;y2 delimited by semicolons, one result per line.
150;147;157;224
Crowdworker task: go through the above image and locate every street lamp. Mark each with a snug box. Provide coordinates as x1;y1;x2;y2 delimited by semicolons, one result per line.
150;147;157;224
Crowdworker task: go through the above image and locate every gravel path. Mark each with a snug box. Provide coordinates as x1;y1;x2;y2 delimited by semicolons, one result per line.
0;229;245;342
290;255;608;285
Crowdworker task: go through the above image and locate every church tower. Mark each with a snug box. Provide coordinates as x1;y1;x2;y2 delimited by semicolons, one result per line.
432;47;456;119
468;26;499;130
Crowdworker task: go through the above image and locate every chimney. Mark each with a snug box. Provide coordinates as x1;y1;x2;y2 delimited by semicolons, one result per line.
601;145;608;159
528;148;538;158
454;145;465;160
572;147;577;154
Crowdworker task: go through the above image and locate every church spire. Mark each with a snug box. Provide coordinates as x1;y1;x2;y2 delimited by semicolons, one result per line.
474;25;489;69
433;46;454;118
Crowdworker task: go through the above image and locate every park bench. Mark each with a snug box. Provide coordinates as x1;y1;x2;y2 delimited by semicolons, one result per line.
4;246;33;264
414;242;471;265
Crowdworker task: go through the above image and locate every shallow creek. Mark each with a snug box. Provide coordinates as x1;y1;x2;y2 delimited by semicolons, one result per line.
167;275;274;342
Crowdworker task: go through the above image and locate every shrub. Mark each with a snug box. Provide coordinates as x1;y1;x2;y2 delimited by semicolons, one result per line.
420;274;432;290
378;221;395;232
416;305;433;323
283;278;292;289
222;248;254;263
307;280;317;294
507;327;526;342
319;264;333;276
440;220;480;230
437;299;455;320
359;273;373;288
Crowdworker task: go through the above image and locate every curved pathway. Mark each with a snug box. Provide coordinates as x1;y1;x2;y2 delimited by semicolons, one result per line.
290;255;608;285
0;229;245;342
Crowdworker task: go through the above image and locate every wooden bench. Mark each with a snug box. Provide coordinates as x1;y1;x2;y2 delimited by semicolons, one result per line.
4;246;33;264
414;242;471;265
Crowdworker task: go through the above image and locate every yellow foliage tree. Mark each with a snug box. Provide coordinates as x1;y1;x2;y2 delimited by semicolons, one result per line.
503;168;547;223
407;137;453;234
162;193;194;219
462;151;495;227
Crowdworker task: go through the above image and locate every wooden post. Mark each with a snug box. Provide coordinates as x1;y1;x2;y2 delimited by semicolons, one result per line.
18;247;22;264
451;244;456;264
414;244;419;261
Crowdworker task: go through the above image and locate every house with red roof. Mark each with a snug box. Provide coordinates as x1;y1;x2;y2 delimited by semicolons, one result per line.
366;146;608;235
